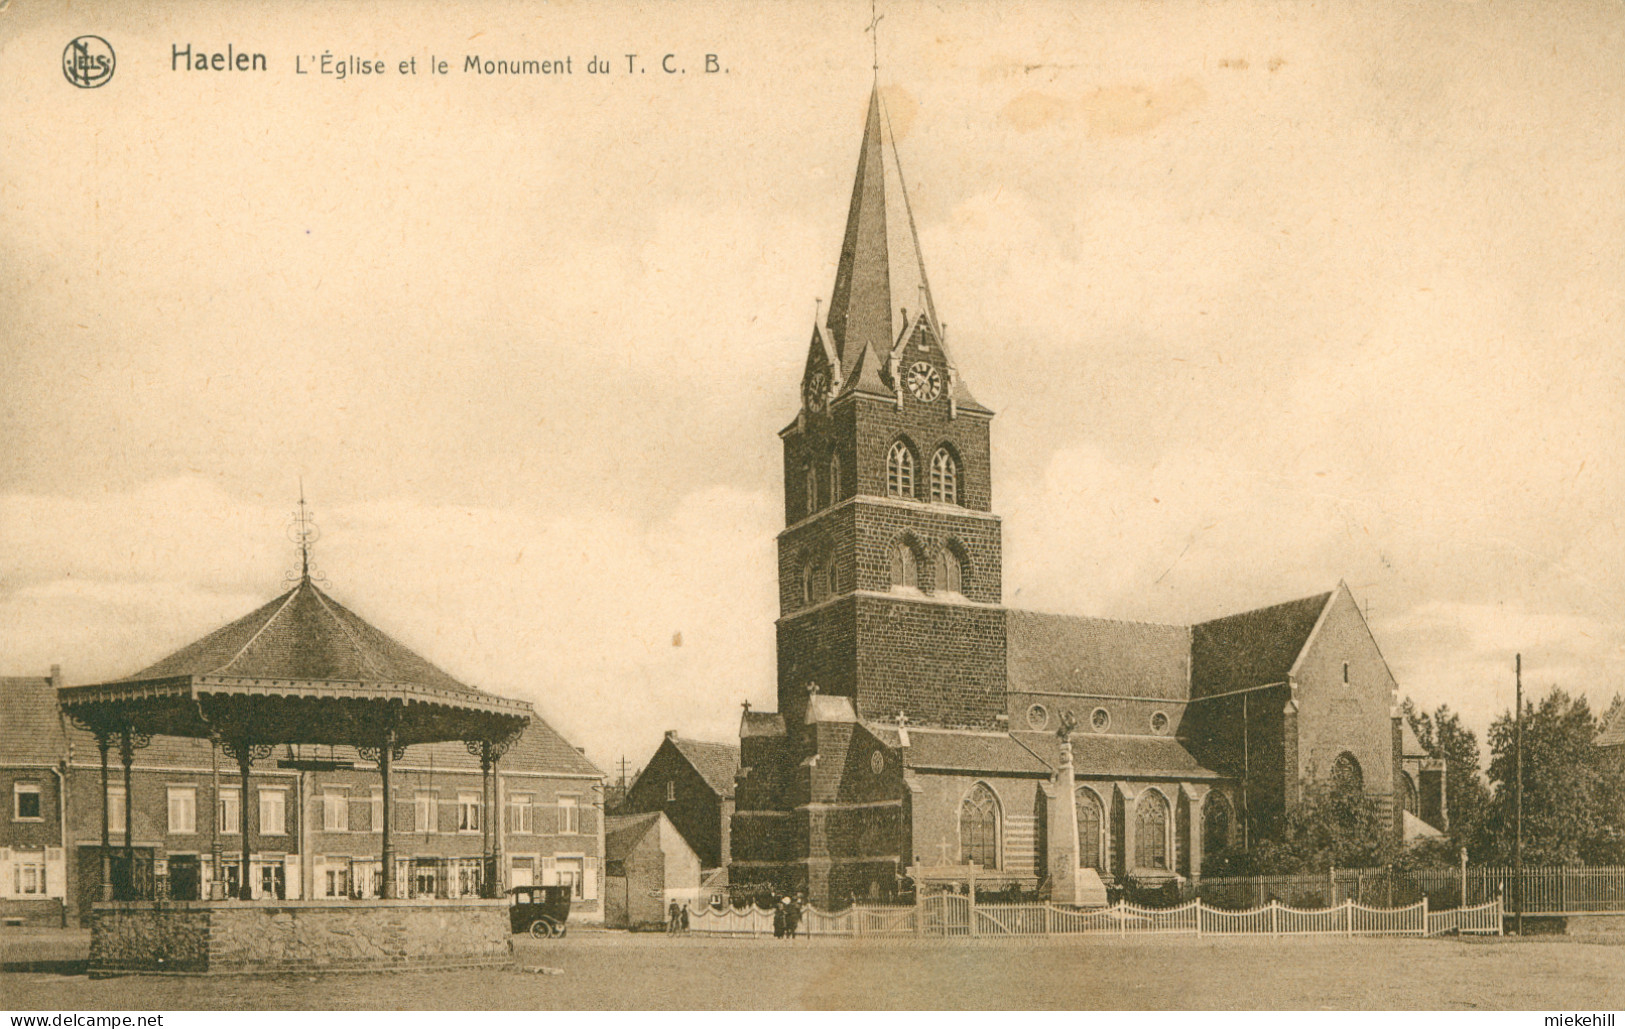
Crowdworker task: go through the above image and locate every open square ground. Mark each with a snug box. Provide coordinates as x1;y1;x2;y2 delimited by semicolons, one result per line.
4;929;1624;1010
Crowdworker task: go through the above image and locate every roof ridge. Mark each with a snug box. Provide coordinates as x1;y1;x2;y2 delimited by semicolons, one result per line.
215;583;303;675
1195;589;1334;628
1007;606;1190;632
306;583;391;682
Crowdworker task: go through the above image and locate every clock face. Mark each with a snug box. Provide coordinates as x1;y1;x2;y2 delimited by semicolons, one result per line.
906;361;943;402
804;370;830;411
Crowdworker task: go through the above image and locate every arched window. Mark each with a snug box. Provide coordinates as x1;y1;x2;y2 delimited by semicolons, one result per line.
1203;793;1232;856
934;546;963;595
930;448;958;505
804;463;819;515
886;441;914;499
1399;772;1418;815
824;552;839;598
888;539;918;590
1331;752;1363;794
801;559;816;606
1075;787;1105;871
1135;790;1170;870
828;454;842;505
959;783;999;870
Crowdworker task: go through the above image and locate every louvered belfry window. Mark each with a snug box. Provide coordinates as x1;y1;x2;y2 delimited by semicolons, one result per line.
930;448;957;504
886;442;913;498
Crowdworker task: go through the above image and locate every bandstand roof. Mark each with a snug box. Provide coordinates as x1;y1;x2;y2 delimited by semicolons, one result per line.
56;577;532;749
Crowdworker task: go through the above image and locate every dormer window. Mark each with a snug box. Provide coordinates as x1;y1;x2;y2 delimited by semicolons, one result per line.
930;448;958;505
886;442;914;499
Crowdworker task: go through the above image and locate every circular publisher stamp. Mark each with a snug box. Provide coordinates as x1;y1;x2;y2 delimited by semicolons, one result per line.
63;35;115;88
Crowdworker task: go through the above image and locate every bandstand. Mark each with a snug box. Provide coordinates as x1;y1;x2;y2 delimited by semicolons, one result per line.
56;519;536;973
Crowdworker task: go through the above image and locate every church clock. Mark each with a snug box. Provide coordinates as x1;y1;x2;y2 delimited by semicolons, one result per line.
803;369;830;412
906;361;942;403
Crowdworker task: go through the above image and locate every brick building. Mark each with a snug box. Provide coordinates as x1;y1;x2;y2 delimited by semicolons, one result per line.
728;87;1443;907
1;578;606;926
618;732;739;872
603;811;702;929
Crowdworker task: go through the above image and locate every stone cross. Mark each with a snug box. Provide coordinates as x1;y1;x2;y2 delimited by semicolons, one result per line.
895;710;911;748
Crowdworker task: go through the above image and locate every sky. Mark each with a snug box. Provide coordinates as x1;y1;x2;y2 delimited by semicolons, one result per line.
3;0;1622;778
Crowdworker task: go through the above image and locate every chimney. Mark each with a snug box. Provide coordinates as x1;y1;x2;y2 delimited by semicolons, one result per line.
49;664;62;686
665;730;678;741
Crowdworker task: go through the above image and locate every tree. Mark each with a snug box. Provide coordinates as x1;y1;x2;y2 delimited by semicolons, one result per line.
1205;775;1398;876
1400;697;1492;858
1484;687;1624;865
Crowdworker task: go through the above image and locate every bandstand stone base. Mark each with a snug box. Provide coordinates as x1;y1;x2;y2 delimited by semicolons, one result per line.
89;899;513;976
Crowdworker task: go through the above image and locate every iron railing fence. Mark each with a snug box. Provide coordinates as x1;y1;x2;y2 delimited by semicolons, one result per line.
1192;865;1625;915
686;895;1504;939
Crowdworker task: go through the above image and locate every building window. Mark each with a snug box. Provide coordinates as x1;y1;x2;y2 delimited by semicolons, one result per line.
886;441;914;499
167;786;196;835
889;539;919;590
457;792;481;833
1026;703;1048;730
369;790;383;833
1331;752;1364;793
324;860;349;898
959;783;1000;870
259;789;287;836
317;788;345;832
930;448;958;505
1135;790;1170;870
506;794;533;834
1150;711;1170;736
1090;708;1110;733
13;783;42;821
558;796;580;835
829;454;842;505
805;463;819;515
556;856;585;899
108;786;126;832
1400;772;1419;815
260;861;286;899
415;792;438;834
802;555;830;604
1076;787;1105;871
1343;661;1350;684
665;781;676;803
218;788;240;835
933;546;963;595
510;856;535;888
15;856;46;895
1203;793;1232;855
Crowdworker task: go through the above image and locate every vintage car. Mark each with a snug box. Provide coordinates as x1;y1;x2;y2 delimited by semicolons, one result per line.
508;884;573;938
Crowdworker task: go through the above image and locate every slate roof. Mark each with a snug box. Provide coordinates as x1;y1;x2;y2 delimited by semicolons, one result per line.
1006;610;1191;701
122;578;480;694
1190;591;1333;698
3;671;597;777
668;737;741;798
866;726;1051;776
605;812;662;862
1399;718;1428;758
1012;731;1223;780
0;677;69;764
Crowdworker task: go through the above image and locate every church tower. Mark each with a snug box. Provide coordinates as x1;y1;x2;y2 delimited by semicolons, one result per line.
776;86;1005;735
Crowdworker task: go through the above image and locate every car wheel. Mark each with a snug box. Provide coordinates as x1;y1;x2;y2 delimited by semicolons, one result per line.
529;920;550;940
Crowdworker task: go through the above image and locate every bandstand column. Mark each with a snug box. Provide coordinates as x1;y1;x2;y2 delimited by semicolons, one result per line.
236;744;254;900
379;731;396;900
119;727;136;898
481;743;495;898
97;733;112;902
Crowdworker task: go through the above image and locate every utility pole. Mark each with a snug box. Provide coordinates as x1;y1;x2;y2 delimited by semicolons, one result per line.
1514;652;1524;936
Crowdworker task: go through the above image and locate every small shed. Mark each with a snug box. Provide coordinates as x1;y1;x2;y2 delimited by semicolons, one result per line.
603;812;701;929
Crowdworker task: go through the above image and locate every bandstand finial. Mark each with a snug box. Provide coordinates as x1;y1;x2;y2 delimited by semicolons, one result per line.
287;479;324;585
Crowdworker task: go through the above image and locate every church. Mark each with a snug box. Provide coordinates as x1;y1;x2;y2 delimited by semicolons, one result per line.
727;87;1446;907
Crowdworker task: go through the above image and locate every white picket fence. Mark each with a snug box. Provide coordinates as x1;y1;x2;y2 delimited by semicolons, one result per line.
687;895;1503;939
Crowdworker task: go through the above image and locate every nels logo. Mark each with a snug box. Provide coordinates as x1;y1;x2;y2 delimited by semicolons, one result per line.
63;36;115;88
